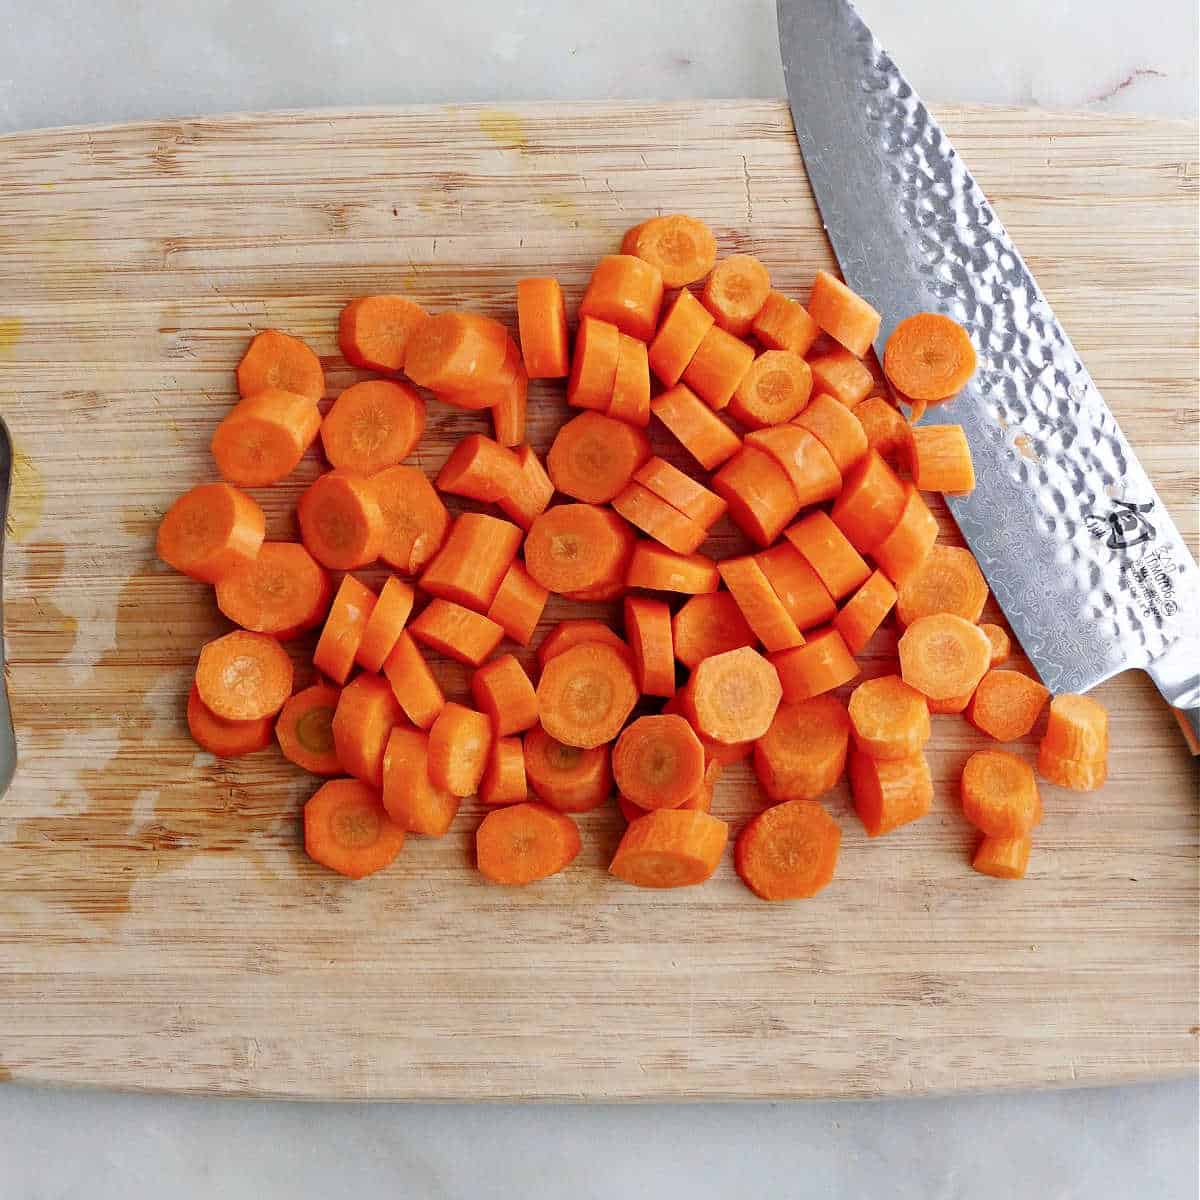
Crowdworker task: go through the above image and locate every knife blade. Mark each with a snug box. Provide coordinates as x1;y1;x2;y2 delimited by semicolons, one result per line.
0;417;16;795
778;0;1199;746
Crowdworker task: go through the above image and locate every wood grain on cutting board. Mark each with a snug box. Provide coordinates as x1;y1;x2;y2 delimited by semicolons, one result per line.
0;101;1195;1100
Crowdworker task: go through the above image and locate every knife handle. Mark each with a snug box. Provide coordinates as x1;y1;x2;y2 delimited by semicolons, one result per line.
1147;639;1200;756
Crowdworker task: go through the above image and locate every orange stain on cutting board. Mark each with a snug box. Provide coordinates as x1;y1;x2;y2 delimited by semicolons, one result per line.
478;109;528;150
0;317;21;358
7;442;45;543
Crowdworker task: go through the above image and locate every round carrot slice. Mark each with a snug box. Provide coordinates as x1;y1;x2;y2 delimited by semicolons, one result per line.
613;714;704;811
186;684;273;758
547;411;650;504
338;295;428;374
671;592;757;671
523;725;612;812
966;670;1050;743
403;311;509;394
629;214;717;288
275;683;342;776
686;645;782;745
961;749;1042;838
883;312;977;403
847;674;931;760
303;778;406;879
894;545;989;626
370;464;450;574
156;482;265;584
524;503;636;595
476;802;581;885
578;254;664;342
195;630;293;721
320;379;425;475
753;694;851;803
735;800;841;901
215;542;332;639
237;329;324;402
898;613;992;703
702;254;771;337
536;640;638;749
211;389;321;487
609;808;729;889
298;470;384;570
728;350;812;428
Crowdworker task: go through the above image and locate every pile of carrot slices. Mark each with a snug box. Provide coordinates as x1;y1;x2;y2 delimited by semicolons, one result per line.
157;211;1109;896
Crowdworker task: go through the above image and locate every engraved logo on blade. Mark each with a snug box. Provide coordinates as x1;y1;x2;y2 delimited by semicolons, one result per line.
1086;499;1155;551
1085;498;1181;624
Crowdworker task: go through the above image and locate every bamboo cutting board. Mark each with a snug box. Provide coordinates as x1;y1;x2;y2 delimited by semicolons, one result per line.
0;101;1195;1100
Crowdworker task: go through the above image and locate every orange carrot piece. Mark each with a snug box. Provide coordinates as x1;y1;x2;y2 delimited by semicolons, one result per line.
613;714;705;810
633;457;726;528
516;277;569;379
686;645;782;744
548;410;650;504
212;389;320;487
770;626;860;703
981;623;1011;667
650;383;742;470
754;694;850;803
477;802;581;884
525;503;636;595
728;350;813;429
195;630;293;721
853;397;912;467
618;759;720;819
626;541;720;594
382;631;445;729
898;612;992;703
561;554;635;604
382;726;461;835
832;569;896;654
967;670;1051;743
1041;693;1109;762
807;348;874;408
849;750;933;837
298;470;384;570
663;690;754;767
607;333;652;427
216;542;332;640
623;595;676;698
579;254;664;342
895;545;989;626
648;288;715;387
436;433;520;504
275;683;342;775
536;640;638;749
609;809;728;889
371;464;450;575
711;444;801;548
972;833;1032;880
792;392;868;473
626;214;717;288
1037;745;1107;792
735;800;841;901
355;576;415;672
409;599;504;667
338;294;428;374
830;449;907;554
744;425;842;507
566;315;621;411
718;555;806;653
524;724;612;812
404;311;509;395
486;561;548;647
784;510;871;601
755;543;837;631
313;575;376;684
471;654;539;737
847;674;931;760
911;424;976;495
701;254;771;337
431;332;524;410
304;778;405;879
927;689;976;715
237;329;324;402
961;749;1042;838
671;592;757;669
873;484;938;585
187;684;273;758
479;736;529;807
320;379;425;475
612;482;709;555
419;512;523;612
331;671;403;789
681;325;756;411
752;291;821;356
808;271;881;357
497;444;554;530
883;313;977;403
490;355;529;446
157;483;265;584
428;702;493;797
537;620;630;670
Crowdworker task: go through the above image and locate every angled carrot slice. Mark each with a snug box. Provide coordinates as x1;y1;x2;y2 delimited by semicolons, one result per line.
717;555;806;653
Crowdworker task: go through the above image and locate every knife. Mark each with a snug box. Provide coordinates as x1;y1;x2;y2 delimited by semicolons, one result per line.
0;418;16;794
778;0;1199;748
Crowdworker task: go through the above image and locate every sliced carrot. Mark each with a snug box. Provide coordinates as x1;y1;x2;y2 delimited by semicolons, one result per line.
409;599;504;667
304;778;405;879
852;397;912;467
157;483;265;584
613;714;704;810
967;670;1051;743
895;545;989;626
609;809;728;889
536;640;638;749
980;623;1011;667
566;315;621;411
516;277;569;379
849;750;933;837
537;620;629;670
618;759;720;819
623;595;676;698
1037;745;1107;792
663;690;754;766
927;689;976;715
751;291;820;356
626;541;720;594
320;380;424;475
187;684;273;758
633;457;726;528
685;645;781;744
419;512;523;612
744;425;842;507
561;550;635;604
497;444;554;530
830;449;907;554
487;560;548;647
832;569;896;654
711;444;801;548
961;749;1042;838
807;348;874;408
548;410;650;504
428;702;492;797
275;683;342;775
735;800;841;901
972;833;1032;880
525;503;636;595
650;383;742;470
911;424;976;495
872;484;938;585
298;470;384;570
338;294;428;374
701;254;771;336
195;630;293;721
808;271;881;357
754;544;837;631
355;576;415;672
607;333;652;427
648;288;715;387
436;333;524;411
471;654;539;737
382;726;461;835
331;671;403;789
792;392;868;473
671;592;757;670
612;482;710;555
681;325;756;412
524;724;612;812
237;329;323;402
883;312;977;403
754;694;850;803
718;555;806;653
476;802;581;885
579;254;664;342
1041;693;1109;762
784;510;871;601
212;389;320;487
490;356;529;446
436;433;520;504
313;574;376;684
370;463;450;574
216;542;332;640
404;311;509;395
382;631;445;729
728;350;813;429
626;214;718;288
898;612;992;703
847;674;931;760
479;736;529;807
770;626;859;703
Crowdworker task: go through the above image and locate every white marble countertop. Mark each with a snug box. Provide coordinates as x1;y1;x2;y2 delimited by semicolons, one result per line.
0;1;1196;1197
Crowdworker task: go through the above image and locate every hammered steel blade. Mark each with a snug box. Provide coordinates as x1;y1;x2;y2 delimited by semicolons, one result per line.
778;0;1199;741
0;418;16;795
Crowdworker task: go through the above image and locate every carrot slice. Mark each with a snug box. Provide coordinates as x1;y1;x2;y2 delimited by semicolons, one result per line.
650;383;742;470
607;332;652;427
409;599;504;667
744;425;842;507
370;464;449;574
298;470;384;570
479;736;529;807
849;750;933;837
382;631;445;729
212;390;320;487
536;640;638;749
436;433;520;504
685;645;781;744
157;483;265;584
898;613;992;703
237;329;324;401
187;684;273;758
648;288;715;387
872;484;938;585
609;809;728;889
382;726;461;835
477;802;581;884
404;311;509;395
195;630;293;721
967;670;1051;743
525;503;636;595
524;724;612;812
911;424;976;495
718;555;806;653
427;702;492;797
489;355;529;446
516;277;569;379
752;291;820;356
633;457;726;528
792;392;868;473
537;620;630;670
784;510;871;601
275;683;342;775
320;380;424;475
831;569;896;654
304;779;405;879
548;410;650;504
711;444;801;548
807;349;874;408
471;654;539;737
753;694;851;803
626;542;720;594
612;482;710;555
216;542;332;640
808;271;881;357
701;254;770;336
627;214;718;288
671;592;757;670
972;833;1032;880
980;623;1011;667
313;575;376;684
895;545;988;626
883;313;977;403
754;544;837;631
961;749;1042;837
419;512;523;612
486;561;548;647
847;674;931;760
681;325;756;411
566;315;621;411
735;800;841;901
619;759;720;819
770;626;859;703
1041;693;1109;761
623;595;676;698
728;350;813;428
663;691;754;767
927;689;976;715
853;397;912;468
561;550;636;604
355;576;415;672
497;444;554;530
830;449;907;554
613;714;704;810
579;254;664;342
331;671;403;789
338;294;428;374
1036;745;1107;792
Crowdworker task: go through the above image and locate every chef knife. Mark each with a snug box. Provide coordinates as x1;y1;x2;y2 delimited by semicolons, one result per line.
0;417;16;794
778;0;1199;747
